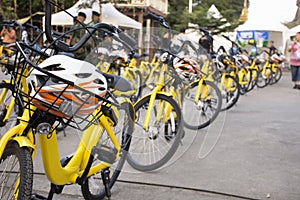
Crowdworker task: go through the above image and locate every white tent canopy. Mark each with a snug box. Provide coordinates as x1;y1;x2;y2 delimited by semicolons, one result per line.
236;20;288;51
44;1;142;30
237;20;288;32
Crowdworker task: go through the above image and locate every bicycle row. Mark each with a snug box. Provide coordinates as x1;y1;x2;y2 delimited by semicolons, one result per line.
0;1;285;199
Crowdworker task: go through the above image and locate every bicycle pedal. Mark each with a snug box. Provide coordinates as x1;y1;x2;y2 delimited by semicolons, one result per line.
92;145;118;164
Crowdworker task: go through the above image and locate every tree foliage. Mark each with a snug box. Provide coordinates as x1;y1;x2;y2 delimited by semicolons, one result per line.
0;0;77;20
167;0;249;34
0;0;17;20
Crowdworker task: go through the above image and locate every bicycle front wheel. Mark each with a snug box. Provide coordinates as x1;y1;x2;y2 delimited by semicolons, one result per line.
257;69;271;88
127;94;183;171
0;142;33;200
81;102;134;199
271;66;282;85
182;80;222;130
239;68;252;95
130;69;143;101
218;75;240;111
0;82;23;138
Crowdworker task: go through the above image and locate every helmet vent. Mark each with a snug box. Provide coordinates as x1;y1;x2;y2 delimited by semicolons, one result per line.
75;73;92;78
43;64;65;71
94;78;104;84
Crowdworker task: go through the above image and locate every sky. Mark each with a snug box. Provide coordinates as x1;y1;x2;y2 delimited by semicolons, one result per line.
248;0;298;23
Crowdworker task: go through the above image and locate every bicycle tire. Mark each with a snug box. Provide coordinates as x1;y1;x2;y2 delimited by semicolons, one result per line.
182;80;222;129
0;142;33;200
239;68;252;95
256;69;270;88
271;67;282;85
247;68;258;92
127;94;183;171
131;69;143;101
81;102;134;200
218;75;240;111
0;82;23;137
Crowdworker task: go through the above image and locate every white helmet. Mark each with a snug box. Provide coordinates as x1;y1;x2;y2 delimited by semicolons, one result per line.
28;55;107;118
270;54;285;63
238;54;249;64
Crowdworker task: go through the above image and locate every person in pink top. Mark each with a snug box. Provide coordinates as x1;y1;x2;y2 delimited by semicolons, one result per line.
288;32;300;89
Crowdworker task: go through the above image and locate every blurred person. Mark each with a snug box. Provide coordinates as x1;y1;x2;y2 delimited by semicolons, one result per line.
288;32;300;89
70;11;88;60
161;31;172;50
88;11;101;26
0;25;16;44
87;11;101;51
229;42;239;56
269;40;277;55
171;27;187;52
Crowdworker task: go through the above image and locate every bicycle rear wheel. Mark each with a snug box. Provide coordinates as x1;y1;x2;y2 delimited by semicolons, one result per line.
0;142;33;200
81;102;134;199
127;94;183;171
182;80;222;130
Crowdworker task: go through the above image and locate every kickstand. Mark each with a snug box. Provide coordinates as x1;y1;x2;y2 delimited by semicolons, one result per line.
101;168;111;199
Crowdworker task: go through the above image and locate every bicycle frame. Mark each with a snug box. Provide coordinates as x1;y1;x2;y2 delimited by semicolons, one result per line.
260;60;272;78
135;63;173;132
38;105;121;185
0;62;31;126
0;99;123;186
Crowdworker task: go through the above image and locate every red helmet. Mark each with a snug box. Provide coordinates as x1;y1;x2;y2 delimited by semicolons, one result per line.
173;57;198;82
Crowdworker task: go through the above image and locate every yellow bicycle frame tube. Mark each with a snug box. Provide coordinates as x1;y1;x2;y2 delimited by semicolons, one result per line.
38;108;121;185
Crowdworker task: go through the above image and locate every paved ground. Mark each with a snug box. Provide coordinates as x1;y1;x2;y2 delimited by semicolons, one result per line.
30;71;300;200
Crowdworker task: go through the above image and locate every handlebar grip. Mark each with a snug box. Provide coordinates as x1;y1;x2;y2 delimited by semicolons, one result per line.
2;20;15;24
217;46;227;53
199;27;210;35
145;12;162;21
222;34;231;41
145;12;170;29
25;23;41;32
45;0;54;44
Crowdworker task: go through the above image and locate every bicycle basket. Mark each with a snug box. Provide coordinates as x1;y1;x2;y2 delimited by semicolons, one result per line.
10;42;49;83
14;42;110;131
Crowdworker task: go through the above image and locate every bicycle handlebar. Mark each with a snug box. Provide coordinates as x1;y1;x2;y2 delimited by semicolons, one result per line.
171;40;199;56
217;45;227;53
45;0;136;52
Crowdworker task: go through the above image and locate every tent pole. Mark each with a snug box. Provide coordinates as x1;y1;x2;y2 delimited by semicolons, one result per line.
99;0;102;22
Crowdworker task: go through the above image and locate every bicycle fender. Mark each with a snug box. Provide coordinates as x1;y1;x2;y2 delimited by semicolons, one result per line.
133;92;173;106
12;136;35;150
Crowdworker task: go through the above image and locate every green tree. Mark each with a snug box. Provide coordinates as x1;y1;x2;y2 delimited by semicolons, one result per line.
15;0;76;19
166;0;189;31
0;0;17;20
167;0;249;34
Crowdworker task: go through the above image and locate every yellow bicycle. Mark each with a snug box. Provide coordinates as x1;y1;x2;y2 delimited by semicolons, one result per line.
0;27;135;200
127;49;222;171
